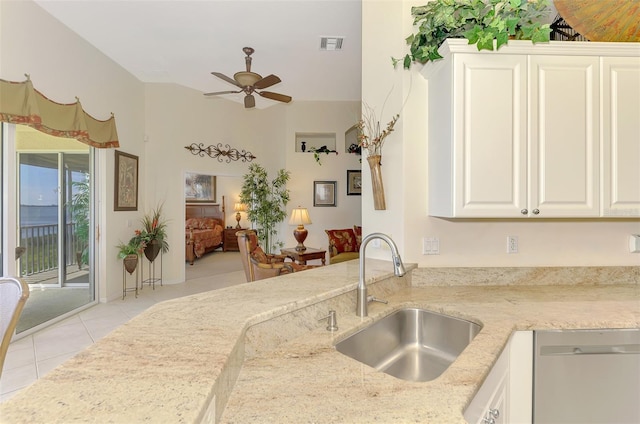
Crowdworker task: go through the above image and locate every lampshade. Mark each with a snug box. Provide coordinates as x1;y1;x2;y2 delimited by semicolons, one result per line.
234;202;246;212
289;207;312;251
289;207;312;226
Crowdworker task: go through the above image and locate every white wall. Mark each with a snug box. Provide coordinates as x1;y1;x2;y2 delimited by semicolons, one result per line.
284;101;362;260
1;0;146;302
361;0;640;267
144;84;362;279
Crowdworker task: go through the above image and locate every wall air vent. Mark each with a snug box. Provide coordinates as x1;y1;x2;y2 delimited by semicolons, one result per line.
320;37;344;51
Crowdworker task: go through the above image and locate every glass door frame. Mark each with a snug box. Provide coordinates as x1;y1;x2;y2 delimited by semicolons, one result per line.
3;123;99;336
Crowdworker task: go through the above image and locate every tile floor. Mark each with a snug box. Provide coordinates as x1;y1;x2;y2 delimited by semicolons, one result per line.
0;253;246;403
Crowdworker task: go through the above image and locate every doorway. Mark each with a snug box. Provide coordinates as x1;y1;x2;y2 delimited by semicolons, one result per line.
12;125;96;333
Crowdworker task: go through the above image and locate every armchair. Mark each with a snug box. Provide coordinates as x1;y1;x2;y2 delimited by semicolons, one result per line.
237;230;293;282
237;230;320;282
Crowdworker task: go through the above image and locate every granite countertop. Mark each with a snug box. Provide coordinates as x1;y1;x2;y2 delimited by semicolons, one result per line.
220;283;640;423
0;262;638;423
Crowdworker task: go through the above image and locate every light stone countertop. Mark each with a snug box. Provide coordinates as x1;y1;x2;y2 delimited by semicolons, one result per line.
0;262;638;423
221;282;639;423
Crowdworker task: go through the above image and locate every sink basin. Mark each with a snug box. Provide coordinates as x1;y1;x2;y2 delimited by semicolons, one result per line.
335;308;481;382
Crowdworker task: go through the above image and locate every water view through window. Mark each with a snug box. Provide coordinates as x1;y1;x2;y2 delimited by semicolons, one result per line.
15;126;95;333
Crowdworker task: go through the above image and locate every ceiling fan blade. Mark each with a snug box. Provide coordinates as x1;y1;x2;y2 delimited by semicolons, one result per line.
203;90;242;96
257;91;292;103
253;74;281;90
211;72;242;88
244;94;256;108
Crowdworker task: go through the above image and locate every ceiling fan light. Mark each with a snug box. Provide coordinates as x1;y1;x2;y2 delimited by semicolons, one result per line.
234;71;262;87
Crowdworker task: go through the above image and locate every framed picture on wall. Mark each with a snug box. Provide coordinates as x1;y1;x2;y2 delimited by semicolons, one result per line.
114;150;138;211
346;170;362;195
313;181;336;207
185;172;217;203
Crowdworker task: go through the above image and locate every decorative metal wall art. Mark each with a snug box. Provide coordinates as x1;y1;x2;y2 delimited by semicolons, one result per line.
184;142;256;163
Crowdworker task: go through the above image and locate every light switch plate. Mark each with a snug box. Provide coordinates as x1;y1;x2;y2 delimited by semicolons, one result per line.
630;234;640;253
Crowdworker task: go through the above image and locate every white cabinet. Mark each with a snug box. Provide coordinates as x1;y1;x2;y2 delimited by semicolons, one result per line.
528;55;600;217
601;57;640;216
428;53;528;218
423;40;640;218
464;331;533;424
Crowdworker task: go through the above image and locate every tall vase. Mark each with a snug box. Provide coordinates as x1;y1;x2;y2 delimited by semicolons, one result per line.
367;155;386;210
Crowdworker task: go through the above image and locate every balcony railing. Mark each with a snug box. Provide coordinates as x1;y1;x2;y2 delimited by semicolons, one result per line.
20;223;82;276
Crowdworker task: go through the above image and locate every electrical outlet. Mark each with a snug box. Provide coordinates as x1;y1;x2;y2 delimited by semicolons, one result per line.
423;237;440;255
371;238;381;248
507;236;518;254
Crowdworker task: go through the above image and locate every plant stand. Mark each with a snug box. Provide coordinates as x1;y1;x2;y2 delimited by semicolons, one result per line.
141;250;162;290
122;259;139;299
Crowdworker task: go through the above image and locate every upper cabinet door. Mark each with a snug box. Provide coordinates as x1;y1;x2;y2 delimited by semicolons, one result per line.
528;55;600;217
453;54;528;218
601;57;640;217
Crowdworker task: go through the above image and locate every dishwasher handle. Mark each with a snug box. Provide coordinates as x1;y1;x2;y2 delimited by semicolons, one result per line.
540;344;640;356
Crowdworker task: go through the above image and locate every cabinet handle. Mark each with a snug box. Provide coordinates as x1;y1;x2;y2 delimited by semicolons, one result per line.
483;418;495;424
532;208;540;215
520;209;528;215
489;408;500;418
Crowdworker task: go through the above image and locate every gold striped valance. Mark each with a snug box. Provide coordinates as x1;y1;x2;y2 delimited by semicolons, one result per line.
0;76;119;148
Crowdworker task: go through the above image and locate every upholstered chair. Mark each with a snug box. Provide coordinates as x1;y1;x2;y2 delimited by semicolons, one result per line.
237;230;294;282
237;230;321;282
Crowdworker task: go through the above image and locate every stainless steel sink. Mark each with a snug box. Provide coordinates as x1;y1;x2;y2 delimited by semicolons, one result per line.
335;308;481;382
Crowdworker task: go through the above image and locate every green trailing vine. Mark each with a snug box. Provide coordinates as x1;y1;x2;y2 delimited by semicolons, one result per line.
308;146;338;165
393;0;552;69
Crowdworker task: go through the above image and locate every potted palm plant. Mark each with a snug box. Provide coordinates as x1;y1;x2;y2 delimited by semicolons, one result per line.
239;163;290;254
69;177;90;269
393;0;552;69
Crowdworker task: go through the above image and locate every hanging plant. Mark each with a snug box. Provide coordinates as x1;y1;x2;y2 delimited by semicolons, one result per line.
308;145;338;165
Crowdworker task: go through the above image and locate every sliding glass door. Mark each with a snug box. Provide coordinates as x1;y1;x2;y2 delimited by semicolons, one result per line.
14;125;95;333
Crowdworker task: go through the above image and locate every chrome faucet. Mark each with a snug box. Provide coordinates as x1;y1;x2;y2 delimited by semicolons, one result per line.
356;233;406;317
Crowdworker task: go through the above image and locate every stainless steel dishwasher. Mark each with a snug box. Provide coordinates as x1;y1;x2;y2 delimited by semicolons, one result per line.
533;329;640;424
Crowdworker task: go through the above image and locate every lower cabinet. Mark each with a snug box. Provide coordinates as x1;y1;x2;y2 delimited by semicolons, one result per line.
464;331;533;424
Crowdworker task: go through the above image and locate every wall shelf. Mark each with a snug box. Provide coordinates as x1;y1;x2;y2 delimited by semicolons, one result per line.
295;132;336;153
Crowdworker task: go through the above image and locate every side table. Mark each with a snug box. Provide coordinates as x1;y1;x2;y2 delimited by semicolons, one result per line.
280;247;326;265
224;228;246;252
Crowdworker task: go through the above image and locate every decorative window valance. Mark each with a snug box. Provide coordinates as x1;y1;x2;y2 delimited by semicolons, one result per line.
0;76;119;148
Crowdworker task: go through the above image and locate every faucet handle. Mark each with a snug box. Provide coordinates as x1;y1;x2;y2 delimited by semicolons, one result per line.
318;310;338;331
367;295;388;305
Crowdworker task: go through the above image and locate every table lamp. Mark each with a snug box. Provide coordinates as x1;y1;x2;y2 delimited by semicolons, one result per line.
234;203;246;229
289;207;312;251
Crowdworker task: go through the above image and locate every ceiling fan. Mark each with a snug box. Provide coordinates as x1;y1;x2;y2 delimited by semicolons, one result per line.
204;47;292;109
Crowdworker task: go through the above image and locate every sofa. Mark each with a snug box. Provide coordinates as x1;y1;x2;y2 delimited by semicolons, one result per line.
325;226;361;264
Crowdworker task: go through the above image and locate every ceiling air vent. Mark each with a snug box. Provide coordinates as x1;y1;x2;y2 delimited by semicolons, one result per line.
320;37;344;51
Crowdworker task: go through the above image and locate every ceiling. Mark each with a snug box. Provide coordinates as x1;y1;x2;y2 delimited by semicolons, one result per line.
33;0;362;109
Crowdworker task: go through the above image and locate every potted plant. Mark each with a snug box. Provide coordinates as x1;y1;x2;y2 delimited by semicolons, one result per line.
393;0;552;69
239;163;290;254
117;238;143;274
69;177;90;269
133;203;170;262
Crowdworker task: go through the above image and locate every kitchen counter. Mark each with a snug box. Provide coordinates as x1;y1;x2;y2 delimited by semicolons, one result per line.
0;263;638;423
